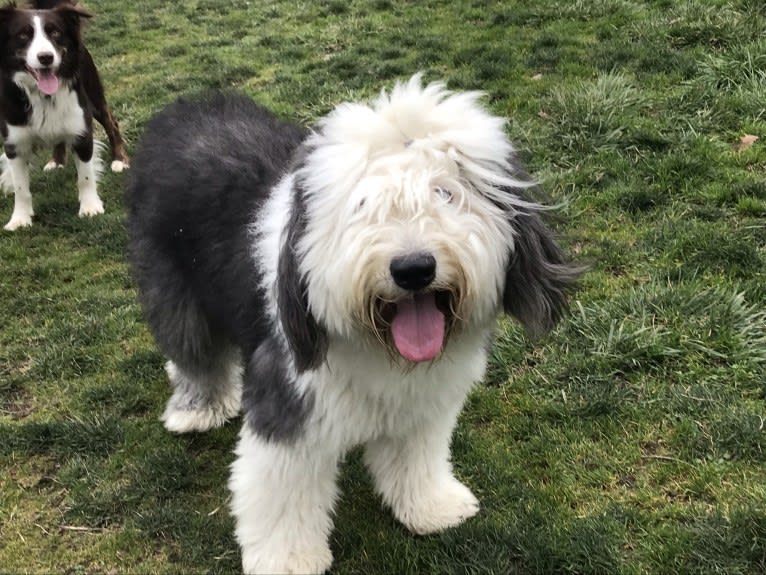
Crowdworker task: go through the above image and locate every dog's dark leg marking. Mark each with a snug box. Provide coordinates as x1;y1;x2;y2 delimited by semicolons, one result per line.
50;142;66;166
242;335;315;442
81;50;129;166
72;133;93;163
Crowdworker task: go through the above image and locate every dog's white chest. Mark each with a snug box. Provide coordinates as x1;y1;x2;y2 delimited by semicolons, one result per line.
7;79;87;148
310;336;489;446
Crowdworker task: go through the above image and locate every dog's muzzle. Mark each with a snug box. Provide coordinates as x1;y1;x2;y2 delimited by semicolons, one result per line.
389;252;437;291
364;252;446;363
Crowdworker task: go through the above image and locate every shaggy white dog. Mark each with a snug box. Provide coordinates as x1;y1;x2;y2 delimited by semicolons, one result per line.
127;75;579;574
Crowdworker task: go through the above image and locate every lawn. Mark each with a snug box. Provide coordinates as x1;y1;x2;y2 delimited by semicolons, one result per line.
1;0;765;573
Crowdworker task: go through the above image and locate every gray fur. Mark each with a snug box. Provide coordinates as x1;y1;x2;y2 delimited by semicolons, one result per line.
242;336;315;442
503;207;581;337
492;158;582;337
127;92;314;441
164;351;241;420
277;178;329;373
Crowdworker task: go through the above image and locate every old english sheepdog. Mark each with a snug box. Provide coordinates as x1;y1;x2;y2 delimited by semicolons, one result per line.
127;75;580;574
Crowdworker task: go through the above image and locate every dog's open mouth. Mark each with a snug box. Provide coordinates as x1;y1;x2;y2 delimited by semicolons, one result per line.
27;67;59;95
377;291;454;363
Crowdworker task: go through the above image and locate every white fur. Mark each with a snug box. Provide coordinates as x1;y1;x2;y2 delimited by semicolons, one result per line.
229;76;534;573
161;360;242;434
8;79;87;148
110;159;126;173
232;333;489;574
43;160;64;171
3;155;33;230
295;75;532;338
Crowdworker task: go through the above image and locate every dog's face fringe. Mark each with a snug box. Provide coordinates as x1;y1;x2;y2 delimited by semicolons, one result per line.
275;75;580;368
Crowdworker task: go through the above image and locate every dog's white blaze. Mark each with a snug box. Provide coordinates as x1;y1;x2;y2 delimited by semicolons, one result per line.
26;16;61;71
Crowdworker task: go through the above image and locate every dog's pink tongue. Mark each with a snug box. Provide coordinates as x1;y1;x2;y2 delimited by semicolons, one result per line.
35;70;59;95
391;293;445;362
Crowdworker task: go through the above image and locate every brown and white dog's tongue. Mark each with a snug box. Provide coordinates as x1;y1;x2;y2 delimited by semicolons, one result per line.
391;292;445;362
31;69;59;95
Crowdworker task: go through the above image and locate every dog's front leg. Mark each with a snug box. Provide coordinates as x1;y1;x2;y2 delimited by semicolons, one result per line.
230;424;339;575
3;151;33;230
364;398;480;535
72;136;104;217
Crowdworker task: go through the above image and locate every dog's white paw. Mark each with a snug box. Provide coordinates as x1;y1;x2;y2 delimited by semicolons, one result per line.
160;403;236;434
111;160;128;173
396;478;480;535
43;160;64;171
241;543;333;575
4;214;33;230
161;361;241;433
78;198;104;217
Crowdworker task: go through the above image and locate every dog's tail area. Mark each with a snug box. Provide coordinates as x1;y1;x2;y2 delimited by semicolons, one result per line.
0;154;12;196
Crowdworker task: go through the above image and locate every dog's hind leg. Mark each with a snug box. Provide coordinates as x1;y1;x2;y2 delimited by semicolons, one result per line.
134;259;243;433
161;348;243;434
81;48;129;172
94;105;129;173
43;143;66;171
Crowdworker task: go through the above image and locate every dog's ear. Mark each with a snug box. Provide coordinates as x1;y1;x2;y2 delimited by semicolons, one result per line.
53;2;91;30
502;200;582;338
31;0;78;9
276;179;328;373
0;3;17;25
0;4;17;51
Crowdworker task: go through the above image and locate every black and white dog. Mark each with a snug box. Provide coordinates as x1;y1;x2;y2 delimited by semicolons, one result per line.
128;76;580;574
0;0;129;230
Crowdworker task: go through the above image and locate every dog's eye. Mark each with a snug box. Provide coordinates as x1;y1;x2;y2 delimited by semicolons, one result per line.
17;30;31;42
47;28;62;40
434;186;453;203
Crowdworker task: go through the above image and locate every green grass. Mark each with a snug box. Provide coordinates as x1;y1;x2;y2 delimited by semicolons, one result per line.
2;0;766;573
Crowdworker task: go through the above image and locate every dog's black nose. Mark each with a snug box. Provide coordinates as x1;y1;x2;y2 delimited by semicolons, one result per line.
390;252;437;291
37;52;54;67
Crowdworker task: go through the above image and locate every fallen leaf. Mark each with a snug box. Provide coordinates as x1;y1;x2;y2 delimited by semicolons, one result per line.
736;134;759;151
531;73;543;81
538;110;551;119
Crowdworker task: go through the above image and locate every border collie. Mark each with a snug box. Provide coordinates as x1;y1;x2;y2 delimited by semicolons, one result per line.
0;0;128;230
